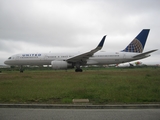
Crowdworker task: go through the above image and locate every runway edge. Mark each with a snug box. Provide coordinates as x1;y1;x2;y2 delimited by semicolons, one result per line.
0;104;160;109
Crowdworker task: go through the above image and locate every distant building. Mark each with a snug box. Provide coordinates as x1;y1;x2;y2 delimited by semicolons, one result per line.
0;65;10;68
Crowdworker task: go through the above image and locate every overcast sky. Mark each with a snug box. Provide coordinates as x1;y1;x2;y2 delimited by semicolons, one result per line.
0;0;160;65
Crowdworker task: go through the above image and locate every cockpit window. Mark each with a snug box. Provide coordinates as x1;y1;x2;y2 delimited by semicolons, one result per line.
8;57;11;59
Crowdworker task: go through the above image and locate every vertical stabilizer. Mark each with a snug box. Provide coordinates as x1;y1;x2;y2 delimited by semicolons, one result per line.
122;29;150;53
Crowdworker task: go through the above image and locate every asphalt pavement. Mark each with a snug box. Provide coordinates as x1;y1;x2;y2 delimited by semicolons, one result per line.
1;108;160;120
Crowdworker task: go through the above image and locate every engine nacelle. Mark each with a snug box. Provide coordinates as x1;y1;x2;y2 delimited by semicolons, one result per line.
51;61;73;70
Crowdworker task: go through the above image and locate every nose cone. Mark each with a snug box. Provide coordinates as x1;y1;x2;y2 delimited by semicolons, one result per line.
4;60;9;65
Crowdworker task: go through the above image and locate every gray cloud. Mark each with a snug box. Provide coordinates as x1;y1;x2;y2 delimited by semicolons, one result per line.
0;0;159;65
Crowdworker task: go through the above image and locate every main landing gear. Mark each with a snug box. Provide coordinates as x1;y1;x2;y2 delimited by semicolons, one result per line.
75;68;83;72
75;63;83;72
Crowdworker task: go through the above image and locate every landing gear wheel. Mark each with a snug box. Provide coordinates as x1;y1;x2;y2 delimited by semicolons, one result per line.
19;65;24;73
20;69;23;73
75;69;83;72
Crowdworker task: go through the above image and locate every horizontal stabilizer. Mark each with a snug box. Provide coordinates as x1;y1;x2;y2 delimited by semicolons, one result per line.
133;49;158;58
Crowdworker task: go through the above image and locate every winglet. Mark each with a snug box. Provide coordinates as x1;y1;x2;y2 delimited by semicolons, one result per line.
97;35;106;48
67;35;106;63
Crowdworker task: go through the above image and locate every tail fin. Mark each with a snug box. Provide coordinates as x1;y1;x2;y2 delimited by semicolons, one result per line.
122;29;150;53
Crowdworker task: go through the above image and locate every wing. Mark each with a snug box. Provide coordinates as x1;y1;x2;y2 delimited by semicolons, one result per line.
133;49;158;58
67;35;106;64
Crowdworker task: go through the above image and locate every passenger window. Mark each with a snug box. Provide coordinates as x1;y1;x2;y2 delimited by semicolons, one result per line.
8;57;11;59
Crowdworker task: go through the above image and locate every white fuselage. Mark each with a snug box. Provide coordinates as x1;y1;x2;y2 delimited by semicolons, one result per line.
4;51;149;66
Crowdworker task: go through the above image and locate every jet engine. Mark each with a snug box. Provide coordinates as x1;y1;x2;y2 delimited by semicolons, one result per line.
51;61;73;69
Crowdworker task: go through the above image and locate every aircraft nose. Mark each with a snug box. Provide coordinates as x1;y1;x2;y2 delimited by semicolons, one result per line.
4;60;8;65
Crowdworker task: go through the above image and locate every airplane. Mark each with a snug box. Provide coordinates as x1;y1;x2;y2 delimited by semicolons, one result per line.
116;61;144;68
4;29;158;72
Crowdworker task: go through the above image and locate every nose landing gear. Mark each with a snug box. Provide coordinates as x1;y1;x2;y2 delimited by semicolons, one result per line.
19;65;24;73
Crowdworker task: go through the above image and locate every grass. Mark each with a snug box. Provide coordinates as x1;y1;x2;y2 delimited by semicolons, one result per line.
0;67;160;104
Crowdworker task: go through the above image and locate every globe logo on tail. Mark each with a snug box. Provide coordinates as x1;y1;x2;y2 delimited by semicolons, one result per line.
124;39;143;53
